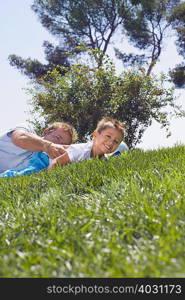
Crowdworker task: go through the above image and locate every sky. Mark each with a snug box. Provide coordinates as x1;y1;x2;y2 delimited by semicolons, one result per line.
0;0;185;150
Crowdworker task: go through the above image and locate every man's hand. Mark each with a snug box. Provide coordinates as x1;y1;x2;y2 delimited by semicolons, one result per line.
44;143;69;159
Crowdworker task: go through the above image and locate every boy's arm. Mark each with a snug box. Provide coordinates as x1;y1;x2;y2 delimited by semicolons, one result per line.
49;152;71;169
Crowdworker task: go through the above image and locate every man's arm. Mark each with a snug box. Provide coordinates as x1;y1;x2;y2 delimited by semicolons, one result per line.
11;130;67;159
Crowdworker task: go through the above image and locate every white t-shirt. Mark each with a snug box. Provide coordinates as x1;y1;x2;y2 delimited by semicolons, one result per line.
67;141;93;163
0;123;35;173
66;140;129;163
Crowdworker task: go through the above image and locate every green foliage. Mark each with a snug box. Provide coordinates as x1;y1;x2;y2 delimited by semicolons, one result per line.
169;63;185;88
28;51;183;148
116;0;180;74
169;1;185;56
0;145;185;277
8;0;180;79
8;43;73;81
8;0;125;79
168;1;185;87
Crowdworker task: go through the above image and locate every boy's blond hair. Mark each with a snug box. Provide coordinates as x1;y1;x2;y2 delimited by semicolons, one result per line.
46;121;78;143
95;117;125;139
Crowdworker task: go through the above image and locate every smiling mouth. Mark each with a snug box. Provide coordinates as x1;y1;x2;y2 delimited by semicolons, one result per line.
104;144;111;152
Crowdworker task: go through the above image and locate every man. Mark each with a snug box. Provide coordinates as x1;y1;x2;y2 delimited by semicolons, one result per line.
0;122;78;174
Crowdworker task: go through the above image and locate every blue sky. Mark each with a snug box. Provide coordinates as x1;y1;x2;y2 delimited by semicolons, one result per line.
1;0;185;150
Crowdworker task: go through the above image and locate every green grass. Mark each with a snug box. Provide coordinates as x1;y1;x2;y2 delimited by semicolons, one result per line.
0;145;184;277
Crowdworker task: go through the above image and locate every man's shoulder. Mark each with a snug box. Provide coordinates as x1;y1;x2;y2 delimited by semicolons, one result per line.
7;123;35;137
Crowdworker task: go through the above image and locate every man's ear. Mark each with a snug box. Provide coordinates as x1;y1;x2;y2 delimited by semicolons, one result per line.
42;128;49;135
42;128;53;136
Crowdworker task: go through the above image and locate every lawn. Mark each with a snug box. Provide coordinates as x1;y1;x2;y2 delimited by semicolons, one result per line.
0;145;184;277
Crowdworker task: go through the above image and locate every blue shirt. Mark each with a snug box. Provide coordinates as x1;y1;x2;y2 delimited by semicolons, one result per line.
0;152;50;178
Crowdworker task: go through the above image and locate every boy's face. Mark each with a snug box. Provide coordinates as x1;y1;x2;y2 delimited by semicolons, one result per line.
92;127;123;157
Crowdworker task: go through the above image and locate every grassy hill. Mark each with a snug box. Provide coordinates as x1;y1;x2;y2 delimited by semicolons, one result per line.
0;145;184;277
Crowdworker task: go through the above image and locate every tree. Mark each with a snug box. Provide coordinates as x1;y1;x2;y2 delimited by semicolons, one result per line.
28;52;184;148
8;0;180;80
116;0;181;76
8;1;184;148
168;1;185;87
8;0;126;80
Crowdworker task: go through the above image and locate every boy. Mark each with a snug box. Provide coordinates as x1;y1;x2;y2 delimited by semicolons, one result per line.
50;117;126;168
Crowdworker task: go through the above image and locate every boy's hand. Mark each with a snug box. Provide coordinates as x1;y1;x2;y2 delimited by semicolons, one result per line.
48;152;71;169
48;158;58;169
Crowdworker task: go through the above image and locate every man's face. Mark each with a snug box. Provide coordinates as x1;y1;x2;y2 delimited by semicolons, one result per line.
43;128;72;145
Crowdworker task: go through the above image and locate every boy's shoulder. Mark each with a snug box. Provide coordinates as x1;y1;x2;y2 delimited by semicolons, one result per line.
67;141;93;162
69;141;92;150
